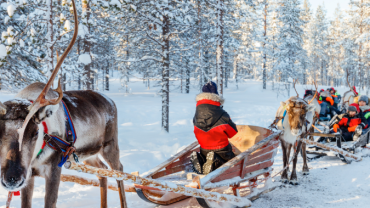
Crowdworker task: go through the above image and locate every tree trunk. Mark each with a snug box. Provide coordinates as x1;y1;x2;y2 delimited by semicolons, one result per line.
198;0;204;90
216;0;224;95
204;50;209;84
162;14;170;132
63;73;66;91
262;0;267;89
105;62;109;91
82;0;92;90
47;0;54;77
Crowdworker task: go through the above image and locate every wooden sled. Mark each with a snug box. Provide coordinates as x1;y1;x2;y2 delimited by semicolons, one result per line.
133;125;281;207
306;130;369;164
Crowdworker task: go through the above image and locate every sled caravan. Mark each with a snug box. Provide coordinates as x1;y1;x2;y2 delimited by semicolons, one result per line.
0;3;369;206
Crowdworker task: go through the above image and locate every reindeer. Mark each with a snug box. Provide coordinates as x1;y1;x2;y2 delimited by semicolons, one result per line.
0;1;127;207
341;70;359;112
274;80;317;185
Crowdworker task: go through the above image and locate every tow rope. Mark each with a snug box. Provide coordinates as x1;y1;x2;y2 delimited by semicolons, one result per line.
37;100;78;167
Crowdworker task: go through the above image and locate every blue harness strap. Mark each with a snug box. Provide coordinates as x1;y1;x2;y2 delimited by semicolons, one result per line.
281;110;287;129
41;100;78;167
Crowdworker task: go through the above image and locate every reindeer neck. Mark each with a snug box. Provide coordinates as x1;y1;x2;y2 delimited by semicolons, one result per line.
31;106;66;162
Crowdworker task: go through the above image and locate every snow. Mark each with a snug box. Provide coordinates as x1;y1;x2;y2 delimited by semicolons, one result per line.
30;28;36;36
109;0;121;7
7;4;16;17
78;23;89;37
1;79;370;207
19;39;25;48
0;44;6;59
4;16;10;24
64;20;71;31
78;54;92;65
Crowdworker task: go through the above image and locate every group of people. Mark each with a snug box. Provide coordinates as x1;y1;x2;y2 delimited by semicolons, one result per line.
191;83;370;176
332;95;370;142
305;87;370;142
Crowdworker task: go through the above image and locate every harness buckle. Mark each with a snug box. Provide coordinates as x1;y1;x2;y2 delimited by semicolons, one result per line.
73;152;79;163
44;134;52;143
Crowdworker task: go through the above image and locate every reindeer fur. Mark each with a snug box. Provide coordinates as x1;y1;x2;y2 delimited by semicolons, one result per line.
0;83;126;208
276;96;316;184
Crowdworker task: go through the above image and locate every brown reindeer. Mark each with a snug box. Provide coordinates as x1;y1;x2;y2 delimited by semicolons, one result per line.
275;80;317;184
0;1;127;207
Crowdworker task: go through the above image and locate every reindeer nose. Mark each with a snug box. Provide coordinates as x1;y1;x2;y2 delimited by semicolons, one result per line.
7;175;20;185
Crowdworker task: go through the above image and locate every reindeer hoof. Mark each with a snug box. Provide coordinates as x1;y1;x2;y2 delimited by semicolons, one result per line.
302;170;309;175
280;178;288;183
289;180;299;185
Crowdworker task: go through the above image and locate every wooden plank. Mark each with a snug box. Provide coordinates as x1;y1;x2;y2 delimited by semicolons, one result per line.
203;168;272;189
140;141;199;178
211;160;274;183
309;132;340;138
302;138;362;161
65;162;252;207
166;156;191;170
240;156;249;179
152;162;191;179
200;131;281;187
244;151;275;167
134;184;162;191
249;142;279;160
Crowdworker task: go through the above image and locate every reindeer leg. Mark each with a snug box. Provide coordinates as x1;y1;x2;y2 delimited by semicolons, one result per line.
290;140;302;185
280;140;289;183
44;162;62;208
84;156;108;208
286;143;292;173
21;176;34;208
101;143;127;208
301;142;309;175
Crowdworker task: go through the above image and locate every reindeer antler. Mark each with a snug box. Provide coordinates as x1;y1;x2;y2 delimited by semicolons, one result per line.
293;79;299;97
17;0;78;150
308;80;318;104
346;69;356;96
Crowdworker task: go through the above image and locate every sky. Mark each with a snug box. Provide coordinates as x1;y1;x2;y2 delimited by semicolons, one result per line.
309;0;350;19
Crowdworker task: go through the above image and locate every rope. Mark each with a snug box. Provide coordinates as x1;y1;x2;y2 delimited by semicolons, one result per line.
252;136;303;187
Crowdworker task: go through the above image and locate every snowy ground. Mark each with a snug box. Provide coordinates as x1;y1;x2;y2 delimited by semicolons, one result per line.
1;78;370;208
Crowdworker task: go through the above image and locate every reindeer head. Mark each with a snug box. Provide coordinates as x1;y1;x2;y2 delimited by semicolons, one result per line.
281;79;316;137
0;100;38;191
0;0;78;191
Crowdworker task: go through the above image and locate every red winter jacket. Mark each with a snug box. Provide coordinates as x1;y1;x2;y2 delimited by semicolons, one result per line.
193;93;238;150
333;113;367;133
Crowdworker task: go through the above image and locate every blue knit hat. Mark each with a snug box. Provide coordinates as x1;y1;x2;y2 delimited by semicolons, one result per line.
202;81;218;95
359;95;369;105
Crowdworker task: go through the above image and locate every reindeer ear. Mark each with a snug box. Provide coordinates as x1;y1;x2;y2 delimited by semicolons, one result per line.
280;101;286;107
34;104;60;123
306;105;315;112
0;102;6;115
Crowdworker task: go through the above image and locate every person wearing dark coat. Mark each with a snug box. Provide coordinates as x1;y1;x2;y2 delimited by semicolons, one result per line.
191;81;238;175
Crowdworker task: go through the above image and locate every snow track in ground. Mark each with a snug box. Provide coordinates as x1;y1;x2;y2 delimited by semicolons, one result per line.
0;79;369;208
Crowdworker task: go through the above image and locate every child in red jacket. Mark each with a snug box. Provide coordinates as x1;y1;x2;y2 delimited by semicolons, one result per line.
333;103;367;141
191;81;238;175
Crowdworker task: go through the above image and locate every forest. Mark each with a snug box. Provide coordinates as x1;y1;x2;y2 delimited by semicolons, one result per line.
0;0;369;132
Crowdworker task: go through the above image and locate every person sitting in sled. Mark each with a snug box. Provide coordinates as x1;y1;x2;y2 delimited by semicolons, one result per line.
358;95;370;134
191;81;238;175
319;89;340;119
329;87;341;109
332;103;367;141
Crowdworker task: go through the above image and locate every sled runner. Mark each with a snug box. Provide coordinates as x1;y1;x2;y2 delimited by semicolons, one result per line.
131;125;281;207
306;130;369;164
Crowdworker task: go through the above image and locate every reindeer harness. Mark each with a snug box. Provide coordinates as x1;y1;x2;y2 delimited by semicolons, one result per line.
36;100;78;167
